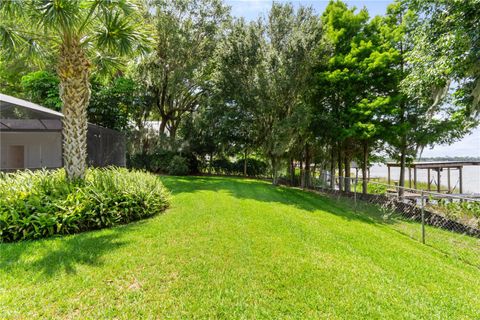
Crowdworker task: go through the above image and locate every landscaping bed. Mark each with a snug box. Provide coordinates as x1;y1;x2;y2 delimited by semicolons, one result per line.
0;168;170;242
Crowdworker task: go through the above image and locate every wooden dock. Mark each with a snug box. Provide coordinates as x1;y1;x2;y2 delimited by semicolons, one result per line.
386;161;480;194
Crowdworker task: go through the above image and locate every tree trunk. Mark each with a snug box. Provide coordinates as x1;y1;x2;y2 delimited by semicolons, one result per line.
398;26;407;198
58;39;91;180
304;143;311;189
169;122;177;148
300;158;304;188
337;144;343;191
399;137;407;197
362;141;368;194
159;118;168;136
208;153;213;174
271;156;278;185
330;145;335;189
243;149;248;176
312;163;317;188
290;158;295;186
344;155;351;192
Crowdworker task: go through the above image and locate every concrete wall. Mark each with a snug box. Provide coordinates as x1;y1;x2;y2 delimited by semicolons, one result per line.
0;132;62;170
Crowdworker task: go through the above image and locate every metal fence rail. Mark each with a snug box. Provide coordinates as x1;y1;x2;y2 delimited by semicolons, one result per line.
311;172;480;268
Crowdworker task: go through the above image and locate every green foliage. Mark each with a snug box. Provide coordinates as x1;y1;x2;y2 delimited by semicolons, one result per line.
127;150;175;173
1;0;478;190
21;70;62;111
18;71;145;132
233;158;268;177
211;158;234;175
167;155;190;176
0;57;36;96
88;77;145;132
0;168;170;242
404;0;480;115
135;0;229;141
210;157;268;176
127;149;198;176
0;0;148;76
434;200;480;222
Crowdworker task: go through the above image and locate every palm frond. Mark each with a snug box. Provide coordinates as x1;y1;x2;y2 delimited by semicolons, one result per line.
0;24;26;51
33;0;82;38
0;24;51;65
96;0;138;16
0;0;24;16
78;0;138;33
93;11;146;56
91;54;125;80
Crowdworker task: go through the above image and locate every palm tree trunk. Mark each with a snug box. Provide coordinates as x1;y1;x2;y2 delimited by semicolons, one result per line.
58;39;91;180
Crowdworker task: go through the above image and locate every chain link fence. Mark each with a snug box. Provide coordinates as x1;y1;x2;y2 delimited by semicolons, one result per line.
310;172;480;268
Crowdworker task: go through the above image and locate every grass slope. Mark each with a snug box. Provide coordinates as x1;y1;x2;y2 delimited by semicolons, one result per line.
1;176;479;319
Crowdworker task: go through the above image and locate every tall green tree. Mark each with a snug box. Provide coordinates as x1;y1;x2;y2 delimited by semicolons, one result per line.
211;18;264;175
136;0;229;145
313;0;371;191
382;1;475;195
0;0;146;179
404;0;480;116
261;3;320;184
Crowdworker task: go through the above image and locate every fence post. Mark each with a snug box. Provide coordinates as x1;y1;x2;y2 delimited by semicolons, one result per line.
354;177;357;213
421;191;425;244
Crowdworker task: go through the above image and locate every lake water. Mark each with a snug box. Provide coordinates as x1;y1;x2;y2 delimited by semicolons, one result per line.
368;164;480;194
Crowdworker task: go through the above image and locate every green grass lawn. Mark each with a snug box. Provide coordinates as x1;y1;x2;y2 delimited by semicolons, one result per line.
1;176;479;319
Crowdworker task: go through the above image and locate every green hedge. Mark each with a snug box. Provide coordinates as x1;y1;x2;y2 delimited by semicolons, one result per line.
211;157;268;177
127;150;199;175
0;168;170;242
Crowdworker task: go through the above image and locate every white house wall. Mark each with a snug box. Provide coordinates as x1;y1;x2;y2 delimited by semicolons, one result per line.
0;132;62;169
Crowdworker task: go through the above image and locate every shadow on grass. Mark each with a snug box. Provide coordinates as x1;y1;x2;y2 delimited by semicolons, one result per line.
0;229;128;278
161;175;384;226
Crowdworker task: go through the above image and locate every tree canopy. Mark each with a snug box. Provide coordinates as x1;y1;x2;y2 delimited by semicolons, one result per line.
1;0;477;186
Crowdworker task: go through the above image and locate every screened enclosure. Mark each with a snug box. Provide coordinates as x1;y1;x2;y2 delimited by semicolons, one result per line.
0;94;125;171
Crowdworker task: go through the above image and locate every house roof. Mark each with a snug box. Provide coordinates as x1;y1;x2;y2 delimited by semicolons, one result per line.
0;93;124;135
0;93;63;131
0;93;63;117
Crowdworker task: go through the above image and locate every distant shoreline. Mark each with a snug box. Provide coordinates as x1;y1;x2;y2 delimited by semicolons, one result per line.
383;157;480;163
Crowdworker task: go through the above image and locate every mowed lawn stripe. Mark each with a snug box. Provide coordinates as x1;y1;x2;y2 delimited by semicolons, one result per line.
0;176;479;319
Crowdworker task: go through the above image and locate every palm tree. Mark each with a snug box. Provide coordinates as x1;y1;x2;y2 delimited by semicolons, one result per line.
0;0;146;179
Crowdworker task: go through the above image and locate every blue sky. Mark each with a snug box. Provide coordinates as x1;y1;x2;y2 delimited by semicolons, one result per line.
226;0;391;21
225;0;480;157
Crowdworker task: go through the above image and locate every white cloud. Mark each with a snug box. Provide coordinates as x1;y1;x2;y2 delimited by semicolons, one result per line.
422;127;480;158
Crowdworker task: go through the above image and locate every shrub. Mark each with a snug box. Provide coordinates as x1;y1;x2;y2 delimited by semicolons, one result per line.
212;158;233;174
208;157;268;176
149;149;176;173
233;158;268;177
183;152;201;175
127;150;175;173
126;152;150;170
127;150;199;175
0;168;170;242
168;155;189;175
